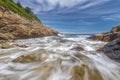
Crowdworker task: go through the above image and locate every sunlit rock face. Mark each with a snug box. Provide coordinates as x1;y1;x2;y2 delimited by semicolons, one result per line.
89;25;120;42
0;6;58;40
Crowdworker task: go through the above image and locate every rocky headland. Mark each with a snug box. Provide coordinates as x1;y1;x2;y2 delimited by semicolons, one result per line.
0;2;58;41
90;25;120;62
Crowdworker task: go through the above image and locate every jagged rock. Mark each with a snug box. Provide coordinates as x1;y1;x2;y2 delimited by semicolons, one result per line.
111;25;120;32
96;38;120;62
71;46;84;51
90;25;120;62
89;25;120;42
101;38;120;62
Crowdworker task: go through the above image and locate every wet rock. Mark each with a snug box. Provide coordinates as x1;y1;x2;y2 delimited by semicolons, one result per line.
0;40;7;43
90;25;120;62
71;64;86;80
99;38;120;62
0;42;12;49
71;64;103;80
10;43;28;48
71;46;84;51
12;52;47;63
17;44;28;48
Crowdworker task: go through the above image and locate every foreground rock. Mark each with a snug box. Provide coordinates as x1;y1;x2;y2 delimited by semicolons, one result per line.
12;52;47;63
71;46;84;51
89;25;120;42
100;38;120;62
89;25;120;62
0;6;58;40
71;64;103;80
0;42;12;49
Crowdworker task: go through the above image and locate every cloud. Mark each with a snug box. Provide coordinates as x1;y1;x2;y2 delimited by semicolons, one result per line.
14;0;111;14
103;14;120;21
13;0;120;33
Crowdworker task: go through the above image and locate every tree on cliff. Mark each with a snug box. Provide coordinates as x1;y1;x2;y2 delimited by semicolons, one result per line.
17;1;22;8
25;7;33;14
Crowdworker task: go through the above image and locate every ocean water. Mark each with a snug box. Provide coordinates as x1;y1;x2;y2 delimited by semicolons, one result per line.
0;34;120;80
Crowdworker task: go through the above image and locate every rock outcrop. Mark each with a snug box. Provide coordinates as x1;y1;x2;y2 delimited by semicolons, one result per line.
100;38;120;62
89;25;120;42
0;6;58;40
90;25;120;62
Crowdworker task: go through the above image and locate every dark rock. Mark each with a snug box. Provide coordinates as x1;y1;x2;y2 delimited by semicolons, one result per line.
101;38;120;62
71;46;84;51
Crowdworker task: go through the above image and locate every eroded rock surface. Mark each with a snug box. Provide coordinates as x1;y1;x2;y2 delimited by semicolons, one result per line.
0;6;58;40
90;25;120;42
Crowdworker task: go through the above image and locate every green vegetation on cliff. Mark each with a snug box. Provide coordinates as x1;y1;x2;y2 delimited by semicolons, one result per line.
0;0;40;22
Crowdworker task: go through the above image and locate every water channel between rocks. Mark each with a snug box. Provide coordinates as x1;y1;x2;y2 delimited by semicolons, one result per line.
0;34;120;80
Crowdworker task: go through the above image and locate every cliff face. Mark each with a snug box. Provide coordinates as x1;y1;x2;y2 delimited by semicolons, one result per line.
0;6;58;40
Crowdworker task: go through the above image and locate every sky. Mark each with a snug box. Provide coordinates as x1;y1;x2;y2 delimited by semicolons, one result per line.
14;0;120;33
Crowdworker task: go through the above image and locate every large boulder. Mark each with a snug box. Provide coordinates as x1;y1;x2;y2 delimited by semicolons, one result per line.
101;38;120;62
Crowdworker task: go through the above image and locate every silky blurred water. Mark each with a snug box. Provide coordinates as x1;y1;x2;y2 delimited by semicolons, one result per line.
0;34;120;80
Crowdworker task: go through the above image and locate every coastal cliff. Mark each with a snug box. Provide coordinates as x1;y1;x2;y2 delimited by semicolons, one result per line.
0;0;58;40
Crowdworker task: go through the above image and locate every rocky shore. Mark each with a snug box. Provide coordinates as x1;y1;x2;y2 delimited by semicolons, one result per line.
90;25;120;62
90;25;120;42
0;6;58;40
